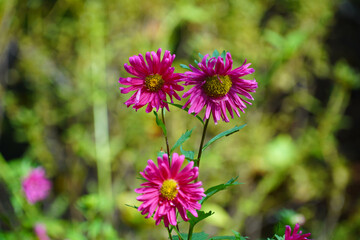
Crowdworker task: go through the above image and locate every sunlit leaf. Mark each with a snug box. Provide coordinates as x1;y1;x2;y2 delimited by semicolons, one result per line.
202;124;247;151
200;176;242;204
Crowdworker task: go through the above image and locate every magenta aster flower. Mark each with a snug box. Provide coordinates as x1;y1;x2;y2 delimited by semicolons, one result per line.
285;223;312;240
22;167;51;204
34;223;50;240
181;52;258;124
135;153;205;227
119;48;184;113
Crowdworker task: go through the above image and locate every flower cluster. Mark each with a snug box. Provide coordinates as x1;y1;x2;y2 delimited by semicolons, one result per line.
120;49;313;239
119;49;257;124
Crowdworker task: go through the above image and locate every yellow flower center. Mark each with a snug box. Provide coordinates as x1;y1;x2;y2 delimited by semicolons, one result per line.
160;179;179;200
145;74;164;92
202;75;232;98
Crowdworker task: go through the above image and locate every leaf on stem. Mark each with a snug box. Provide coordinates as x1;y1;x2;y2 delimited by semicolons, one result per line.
180;64;192;71
125;204;138;210
220;50;227;60
200;176;242;204
153;111;167;136
166;102;204;125
212;49;219;58
180;145;195;162
172;232;209;240
171;128;195;153
188;210;214;226
202;124;247;151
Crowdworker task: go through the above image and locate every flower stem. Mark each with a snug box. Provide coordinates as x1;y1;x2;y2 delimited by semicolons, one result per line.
187;224;195;240
196;118;210;170
166;226;173;240
161;108;171;158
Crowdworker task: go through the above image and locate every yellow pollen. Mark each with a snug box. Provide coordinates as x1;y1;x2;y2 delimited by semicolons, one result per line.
145;74;164;92
160;179;179;200
202;75;232;98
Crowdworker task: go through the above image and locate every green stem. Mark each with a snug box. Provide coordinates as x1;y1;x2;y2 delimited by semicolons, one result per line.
161;108;171;158
187;224;195;240
166;226;174;240
172;225;184;240
196;118;210;169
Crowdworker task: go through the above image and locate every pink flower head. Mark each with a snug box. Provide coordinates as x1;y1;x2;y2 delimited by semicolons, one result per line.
181;52;258;124
22;167;51;204
285;223;311;240
119;48;184;113
135;153;205;227
34;223;50;240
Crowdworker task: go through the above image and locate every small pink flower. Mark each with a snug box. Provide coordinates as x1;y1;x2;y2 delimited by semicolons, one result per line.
22;167;51;204
119;48;184;113
181;52;258;124
285;223;311;240
135;153;205;227
34;223;50;240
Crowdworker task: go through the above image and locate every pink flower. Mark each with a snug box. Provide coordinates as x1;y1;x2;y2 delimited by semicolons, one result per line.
285;223;311;240
181;52;258;124
119;48;184;113
22;167;51;204
135;153;205;227
34;223;50;240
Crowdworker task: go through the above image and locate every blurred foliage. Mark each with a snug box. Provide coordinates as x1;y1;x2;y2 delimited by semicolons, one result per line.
1;0;360;239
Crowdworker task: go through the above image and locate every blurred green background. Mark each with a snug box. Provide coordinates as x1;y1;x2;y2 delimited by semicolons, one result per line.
1;0;360;239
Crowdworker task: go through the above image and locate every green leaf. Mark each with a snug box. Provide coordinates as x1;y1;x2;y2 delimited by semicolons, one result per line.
125;204;138;210
189;210;214;226
172;232;209;240
220;50;227;60
153;111;167;136
180;64;192;71
157;151;166;158
198;53;204;59
208;236;239;240
200;177;242;204
194;59;199;65
180;145;195;161
202;124;246;151
171;128;195;153
167;102;204;125
212;49;219;58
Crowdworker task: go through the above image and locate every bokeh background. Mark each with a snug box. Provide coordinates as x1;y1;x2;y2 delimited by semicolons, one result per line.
1;0;360;239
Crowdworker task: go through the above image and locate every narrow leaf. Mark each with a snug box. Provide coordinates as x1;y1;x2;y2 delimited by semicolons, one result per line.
167;102;204;125
200;176;242;204
194;59;199;65
180;145;195;161
202;124;246;151
212;49;220;58
125;204;138;210
180;64;192;71
198;53;204;59
220;50;227;60
171;128;195;153
153;111;167;136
